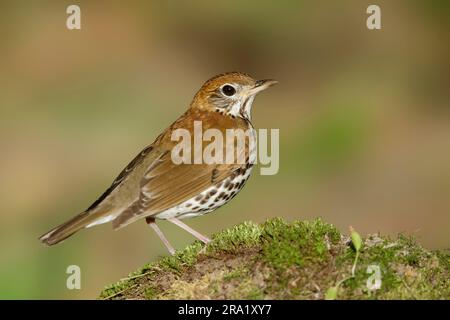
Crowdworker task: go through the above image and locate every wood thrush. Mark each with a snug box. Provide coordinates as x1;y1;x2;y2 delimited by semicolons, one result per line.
39;72;277;254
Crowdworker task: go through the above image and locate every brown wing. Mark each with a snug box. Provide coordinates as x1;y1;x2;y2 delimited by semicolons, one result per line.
111;151;241;229
86;145;154;211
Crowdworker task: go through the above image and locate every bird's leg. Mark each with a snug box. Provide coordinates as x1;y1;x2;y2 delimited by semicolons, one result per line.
167;217;211;244
146;217;176;255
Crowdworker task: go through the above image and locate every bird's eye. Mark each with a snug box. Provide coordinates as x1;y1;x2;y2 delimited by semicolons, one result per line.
221;84;236;96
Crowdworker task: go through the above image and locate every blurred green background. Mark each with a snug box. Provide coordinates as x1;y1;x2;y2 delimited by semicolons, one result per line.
0;0;449;299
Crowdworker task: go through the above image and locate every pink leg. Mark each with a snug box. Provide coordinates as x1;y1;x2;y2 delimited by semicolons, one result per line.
167;217;211;244
146;219;176;255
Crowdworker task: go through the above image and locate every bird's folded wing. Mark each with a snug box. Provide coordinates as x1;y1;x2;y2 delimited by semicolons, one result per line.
86;145;154;212
112;149;243;229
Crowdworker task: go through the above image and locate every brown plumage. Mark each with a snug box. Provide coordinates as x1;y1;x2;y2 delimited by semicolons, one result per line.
39;72;277;253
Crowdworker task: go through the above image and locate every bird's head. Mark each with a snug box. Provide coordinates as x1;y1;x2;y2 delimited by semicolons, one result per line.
190;72;277;120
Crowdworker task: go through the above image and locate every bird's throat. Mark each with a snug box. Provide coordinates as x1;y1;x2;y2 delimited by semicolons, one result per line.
225;96;255;121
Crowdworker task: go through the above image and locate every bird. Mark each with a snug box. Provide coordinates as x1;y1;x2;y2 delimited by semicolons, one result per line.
39;72;277;254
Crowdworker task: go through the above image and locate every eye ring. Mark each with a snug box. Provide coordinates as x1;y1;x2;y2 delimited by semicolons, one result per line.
221;84;236;97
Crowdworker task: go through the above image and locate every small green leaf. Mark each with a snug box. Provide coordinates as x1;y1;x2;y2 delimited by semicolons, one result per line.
349;226;362;252
325;286;338;300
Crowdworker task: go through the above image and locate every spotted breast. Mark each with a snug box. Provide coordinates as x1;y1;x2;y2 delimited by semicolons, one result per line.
154;163;254;220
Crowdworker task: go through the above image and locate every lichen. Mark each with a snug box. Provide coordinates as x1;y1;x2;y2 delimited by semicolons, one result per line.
99;218;449;300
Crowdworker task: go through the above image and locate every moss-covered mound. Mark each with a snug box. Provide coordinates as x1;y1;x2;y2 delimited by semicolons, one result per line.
99;218;449;300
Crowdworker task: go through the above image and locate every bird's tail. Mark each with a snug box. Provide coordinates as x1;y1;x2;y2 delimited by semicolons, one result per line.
39;211;97;246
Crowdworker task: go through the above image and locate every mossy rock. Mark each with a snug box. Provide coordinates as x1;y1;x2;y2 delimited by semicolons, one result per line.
99;218;449;300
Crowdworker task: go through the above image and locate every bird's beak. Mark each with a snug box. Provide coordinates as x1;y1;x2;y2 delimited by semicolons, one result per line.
248;79;278;95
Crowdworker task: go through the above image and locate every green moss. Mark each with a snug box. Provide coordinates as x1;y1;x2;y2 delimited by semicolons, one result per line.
223;266;249;282
206;220;262;253
158;241;203;273
99;218;449;300
260;218;341;271
436;250;450;270
334;233;449;299
144;287;158;300
241;285;265;300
